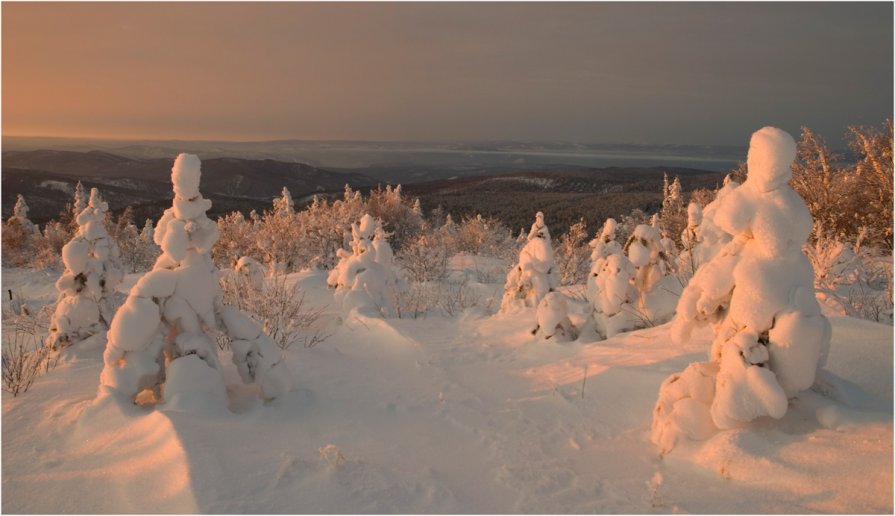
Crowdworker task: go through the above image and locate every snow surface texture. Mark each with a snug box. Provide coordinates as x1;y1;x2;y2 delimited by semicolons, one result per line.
501;211;560;312
46;188;124;351
327;214;399;317
99;154;291;408
654;127;832;454
3;267;891;514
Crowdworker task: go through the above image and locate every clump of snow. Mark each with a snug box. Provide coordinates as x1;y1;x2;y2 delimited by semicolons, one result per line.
46;188;124;351
99;154;292;409
327;214;398;317
653;127;832;453
501;212;560;312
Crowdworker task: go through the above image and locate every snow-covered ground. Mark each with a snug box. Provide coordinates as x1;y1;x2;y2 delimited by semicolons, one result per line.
2;267;892;513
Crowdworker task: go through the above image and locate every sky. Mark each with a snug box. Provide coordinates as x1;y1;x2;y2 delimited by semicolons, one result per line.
2;2;892;146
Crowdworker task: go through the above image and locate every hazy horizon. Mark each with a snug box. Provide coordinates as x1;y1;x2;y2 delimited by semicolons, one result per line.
4;3;892;146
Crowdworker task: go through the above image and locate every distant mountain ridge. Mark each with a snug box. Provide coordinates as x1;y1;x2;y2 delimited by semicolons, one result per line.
2;150;377;223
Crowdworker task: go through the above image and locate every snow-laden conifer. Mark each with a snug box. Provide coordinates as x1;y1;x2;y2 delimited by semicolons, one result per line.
99;154;291;410
500;212;560;312
652;127;832;453
46;188;124;350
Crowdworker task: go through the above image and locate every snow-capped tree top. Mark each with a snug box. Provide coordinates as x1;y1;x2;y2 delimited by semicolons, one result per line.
528;211;550;241
172;153;203;199
687;203;702;226
601;218;618;239
88;187;108;212
73;181;88;215
153;154;219;263
350;214;379;255
747;126;797;193
650;213;660;229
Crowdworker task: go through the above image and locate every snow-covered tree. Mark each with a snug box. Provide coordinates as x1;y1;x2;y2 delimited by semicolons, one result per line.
659;174;686;246
10;194;38;235
586;218;622;308
533;292;578;341
624;224;679;324
72;181;88;221
46;188;124;351
327;214;397;317
99;154;291;409
679;202;703;275
591;252;639;338
652;127;832;454
272;186;295;216
500;212;560;312
399;225;449;283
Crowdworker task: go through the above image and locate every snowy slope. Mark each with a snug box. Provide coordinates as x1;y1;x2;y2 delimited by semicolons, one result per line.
2;268;892;513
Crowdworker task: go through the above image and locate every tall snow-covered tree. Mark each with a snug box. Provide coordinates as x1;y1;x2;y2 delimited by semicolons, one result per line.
100;154;291;410
652;127;831;454
46;188;124;350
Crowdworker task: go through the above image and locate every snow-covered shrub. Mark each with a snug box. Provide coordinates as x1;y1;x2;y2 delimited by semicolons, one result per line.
806;227;893;323
653;127;832;454
213;210;261;269
327;214;399;317
659;174;687;247
398;225;449;283
500;212;561;312
220;265;329;350
792;121;894;249
34;220;70;270
257;187;306;272
624;224;680;326
365;184;424;252
533;292;578;341
554;218;590;286
2;195;40;268
447;214;516;261
2;304;55;397
46;188;124;351
100;154;292;409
